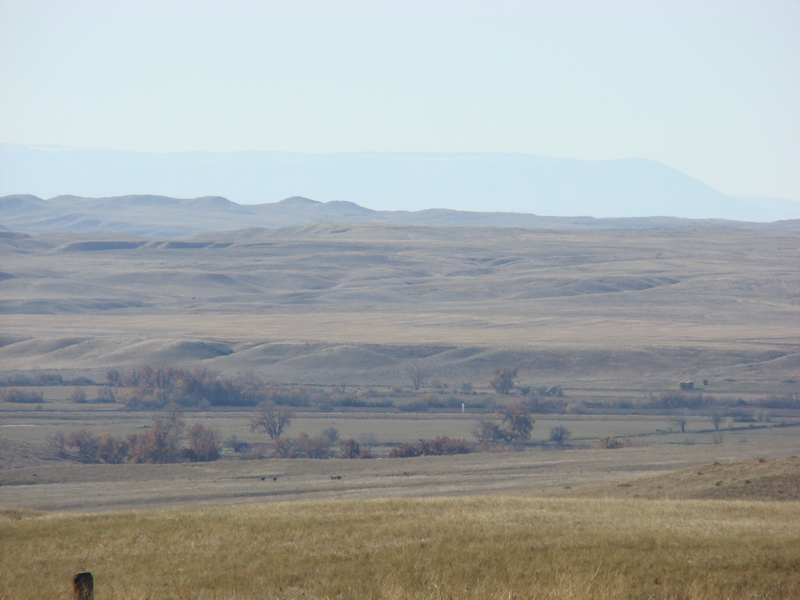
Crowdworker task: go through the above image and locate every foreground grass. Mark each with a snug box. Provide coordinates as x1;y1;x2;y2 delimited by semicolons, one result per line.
1;496;798;599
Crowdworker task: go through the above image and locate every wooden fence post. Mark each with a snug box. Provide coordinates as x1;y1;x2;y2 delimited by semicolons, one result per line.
73;572;93;600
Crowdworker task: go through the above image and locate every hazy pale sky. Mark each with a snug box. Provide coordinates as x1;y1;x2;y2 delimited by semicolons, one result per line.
1;0;798;201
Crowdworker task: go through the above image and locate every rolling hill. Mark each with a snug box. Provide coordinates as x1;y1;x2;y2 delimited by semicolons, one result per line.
1;224;798;387
2;193;799;239
2;145;800;224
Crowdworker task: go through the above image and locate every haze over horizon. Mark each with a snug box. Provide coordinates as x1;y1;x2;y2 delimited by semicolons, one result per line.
3;145;800;222
1;1;798;210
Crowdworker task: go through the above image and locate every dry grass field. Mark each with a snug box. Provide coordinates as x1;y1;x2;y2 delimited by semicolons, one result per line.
2;492;799;599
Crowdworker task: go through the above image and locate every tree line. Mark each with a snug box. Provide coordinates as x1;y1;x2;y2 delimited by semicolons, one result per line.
54;404;220;464
55;399;561;464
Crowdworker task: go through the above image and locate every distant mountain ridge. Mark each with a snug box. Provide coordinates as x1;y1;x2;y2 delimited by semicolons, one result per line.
2;145;799;222
2;193;799;239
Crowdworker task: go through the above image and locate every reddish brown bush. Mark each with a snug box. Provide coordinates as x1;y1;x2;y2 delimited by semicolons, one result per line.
389;436;473;458
95;433;129;464
185;423;221;462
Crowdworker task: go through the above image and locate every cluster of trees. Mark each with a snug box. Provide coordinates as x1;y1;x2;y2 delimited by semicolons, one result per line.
756;393;800;410
2;373;94;387
102;366;399;409
490;368;519;395
474;403;534;444
647;391;799;411
270;433;374;459
648;392;717;410
595;435;634;449
5;364;573;416
472;404;574;447
249;402;374;459
0;388;44;403
54;396;577;464
105;366;269;408
388;436;474;458
101;364;565;411
487;368;569;415
549;425;572;445
247;401;574;458
56;405;220;463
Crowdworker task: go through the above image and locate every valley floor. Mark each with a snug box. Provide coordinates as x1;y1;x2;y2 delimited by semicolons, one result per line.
1;440;797;513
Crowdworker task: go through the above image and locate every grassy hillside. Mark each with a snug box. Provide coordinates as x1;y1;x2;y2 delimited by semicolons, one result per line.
534;456;800;501
1;226;798;388
2;494;798;600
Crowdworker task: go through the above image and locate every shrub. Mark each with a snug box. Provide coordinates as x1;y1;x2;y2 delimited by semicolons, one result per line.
596;435;633;449
295;432;333;459
271;436;298;459
95;433;129;464
321;426;340;445
474;419;508;443
49;432;68;457
94;386;117;403
105;369;122;386
66;429;99;460
755;408;772;423
340;438;364;459
68;388;87;404
761;394;800;409
549;426;572;445
186;423;221;462
4;374;33;386
33;373;63;386
524;395;560;414
650;393;711;410
389;436;473;458
1;388;44;403
127;406;184;463
389;443;422;458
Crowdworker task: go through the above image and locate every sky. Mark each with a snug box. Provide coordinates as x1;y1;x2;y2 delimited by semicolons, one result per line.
1;0;798;202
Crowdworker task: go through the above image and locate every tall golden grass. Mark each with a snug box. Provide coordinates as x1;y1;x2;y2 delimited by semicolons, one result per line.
2;496;798;599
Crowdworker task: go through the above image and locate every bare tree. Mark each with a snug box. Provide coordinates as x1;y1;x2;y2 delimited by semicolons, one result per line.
321;426;340;445
50;431;68;457
272;436;298;458
251;402;294;440
340;438;362;458
710;411;724;431
66;429;99;460
359;432;377;458
68;388;87;404
94;386;116;403
500;403;534;441
673;414;688;433
490;367;518;395
406;363;426;390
